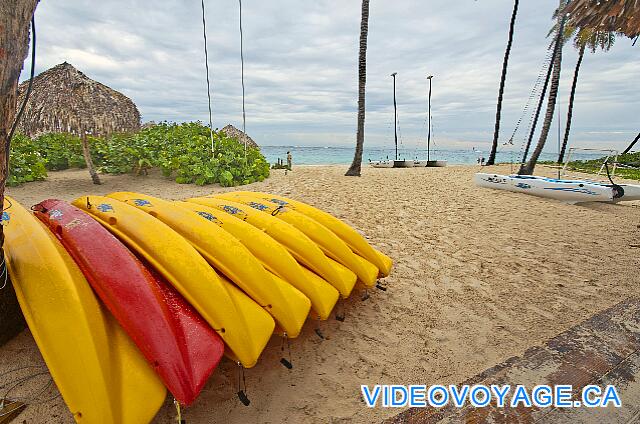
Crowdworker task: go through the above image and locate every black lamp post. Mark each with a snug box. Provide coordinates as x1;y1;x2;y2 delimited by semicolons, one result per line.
427;75;433;163
391;72;398;161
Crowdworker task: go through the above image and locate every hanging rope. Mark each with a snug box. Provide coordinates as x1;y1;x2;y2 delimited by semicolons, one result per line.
518;47;556;163
7;16;36;168
200;0;215;153
1;16;36;283
239;0;247;158
510;49;553;146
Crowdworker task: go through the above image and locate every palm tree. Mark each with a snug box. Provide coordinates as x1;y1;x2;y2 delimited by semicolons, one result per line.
0;0;39;344
564;0;640;39
519;0;567;175
486;0;520;166
346;0;371;177
558;28;616;163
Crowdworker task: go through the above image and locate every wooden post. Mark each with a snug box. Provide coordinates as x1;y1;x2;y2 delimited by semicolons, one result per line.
0;0;39;345
81;129;101;185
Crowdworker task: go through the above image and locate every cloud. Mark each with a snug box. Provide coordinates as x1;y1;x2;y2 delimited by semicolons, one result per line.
23;0;639;152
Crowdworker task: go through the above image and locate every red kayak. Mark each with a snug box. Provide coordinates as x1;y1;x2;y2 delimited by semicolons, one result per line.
33;199;224;406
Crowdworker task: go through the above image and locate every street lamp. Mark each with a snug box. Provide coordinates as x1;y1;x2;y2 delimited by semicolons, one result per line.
391;72;398;161
427;75;433;163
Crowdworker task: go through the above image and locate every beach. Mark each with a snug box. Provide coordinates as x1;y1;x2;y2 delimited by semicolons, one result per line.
1;163;639;423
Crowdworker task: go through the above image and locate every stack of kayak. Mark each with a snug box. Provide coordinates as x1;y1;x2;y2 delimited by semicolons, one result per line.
474;173;640;203
2;191;392;422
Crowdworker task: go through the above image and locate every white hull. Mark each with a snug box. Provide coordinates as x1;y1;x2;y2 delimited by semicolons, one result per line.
516;175;640;202
616;184;640;202
413;160;428;167
369;160;393;168
426;160;447;167
474;173;614;203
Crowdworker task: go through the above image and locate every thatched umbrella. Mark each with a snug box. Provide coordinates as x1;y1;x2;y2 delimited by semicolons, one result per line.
221;124;259;149
16;62;141;184
565;0;640;38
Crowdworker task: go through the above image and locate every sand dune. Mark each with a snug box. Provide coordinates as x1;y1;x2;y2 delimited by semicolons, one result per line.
1;164;638;423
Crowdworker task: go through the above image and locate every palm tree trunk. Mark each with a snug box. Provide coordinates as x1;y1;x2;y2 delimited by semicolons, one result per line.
346;0;370;177
519;10;566;175
0;0;39;345
558;44;585;164
81;133;101;184
486;0;519;166
521;51;556;165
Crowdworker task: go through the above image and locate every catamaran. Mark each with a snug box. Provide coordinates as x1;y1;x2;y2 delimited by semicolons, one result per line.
475;173;613;203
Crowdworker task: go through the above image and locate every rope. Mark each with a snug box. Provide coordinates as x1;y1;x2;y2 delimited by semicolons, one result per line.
239;0;247;158
173;398;184;423
7;16;36;156
236;362;250;406
519;46;556;163
0;192;14;290
604;161;624;199
510;49;553;146
510;48;554;161
280;333;293;369
0;257;8;290
200;0;215;153
1;368;59;406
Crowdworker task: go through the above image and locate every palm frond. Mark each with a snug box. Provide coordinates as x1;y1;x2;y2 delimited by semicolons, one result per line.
564;0;640;39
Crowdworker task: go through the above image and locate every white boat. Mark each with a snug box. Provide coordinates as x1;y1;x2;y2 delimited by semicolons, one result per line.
517;175;640;203
474;173;614;203
413;160;428;167
614;184;640;202
369;159;393;168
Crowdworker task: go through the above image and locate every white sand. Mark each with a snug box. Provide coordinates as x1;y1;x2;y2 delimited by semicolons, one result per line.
1;164;639;423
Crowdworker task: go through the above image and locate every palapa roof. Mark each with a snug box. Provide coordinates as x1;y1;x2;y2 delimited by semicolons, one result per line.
222;124;259;149
16;62;141;137
565;0;640;38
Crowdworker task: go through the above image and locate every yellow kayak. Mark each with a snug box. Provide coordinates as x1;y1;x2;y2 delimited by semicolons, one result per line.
230;191;393;276
176;201;339;320
215;193;379;287
108;192;310;338
187;197;357;298
72;196;274;368
3;197;166;423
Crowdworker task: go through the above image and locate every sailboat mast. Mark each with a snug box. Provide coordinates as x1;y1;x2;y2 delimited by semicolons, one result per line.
427;75;433;162
391;72;398;160
392;72;398;161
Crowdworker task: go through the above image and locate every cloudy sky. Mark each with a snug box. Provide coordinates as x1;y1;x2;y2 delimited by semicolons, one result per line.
25;0;639;152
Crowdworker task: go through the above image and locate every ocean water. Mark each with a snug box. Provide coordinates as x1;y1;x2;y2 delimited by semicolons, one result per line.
261;146;606;166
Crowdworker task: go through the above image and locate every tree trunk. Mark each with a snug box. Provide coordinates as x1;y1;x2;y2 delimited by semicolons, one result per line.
346;0;370;177
486;0;519;166
0;0;39;345
558;44;585;164
521;50;557;165
519;9;566;175
81;133;101;184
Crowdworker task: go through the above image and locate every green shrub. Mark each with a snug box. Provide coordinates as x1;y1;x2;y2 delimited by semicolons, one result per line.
119;121;270;186
4;122;270;187
8;134;47;186
562;152;640;181
35;133;85;170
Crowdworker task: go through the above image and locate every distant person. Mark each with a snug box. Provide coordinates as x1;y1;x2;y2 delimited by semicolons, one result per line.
287;151;292;170
481;156;486;166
